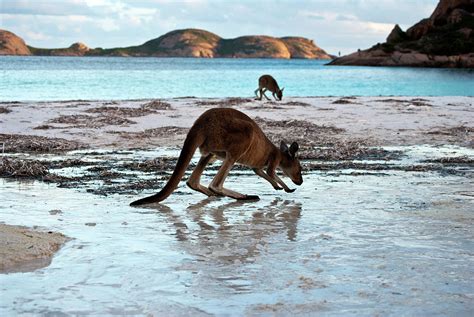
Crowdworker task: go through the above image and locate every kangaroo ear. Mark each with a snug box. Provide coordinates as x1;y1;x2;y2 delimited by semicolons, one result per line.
280;141;289;153
280;87;284;92
289;142;299;157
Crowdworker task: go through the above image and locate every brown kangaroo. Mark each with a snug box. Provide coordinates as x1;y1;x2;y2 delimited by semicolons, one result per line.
130;108;302;206
255;74;284;101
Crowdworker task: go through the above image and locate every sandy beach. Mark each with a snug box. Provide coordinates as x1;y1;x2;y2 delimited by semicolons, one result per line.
1;96;473;148
1;96;473;315
1;96;472;197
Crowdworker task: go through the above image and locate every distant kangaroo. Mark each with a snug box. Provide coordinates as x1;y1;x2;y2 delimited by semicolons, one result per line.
255;74;284;101
130;108;302;206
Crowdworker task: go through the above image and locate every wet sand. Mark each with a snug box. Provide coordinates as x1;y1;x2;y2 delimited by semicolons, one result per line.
0;224;68;273
1;162;472;315
0;97;473;315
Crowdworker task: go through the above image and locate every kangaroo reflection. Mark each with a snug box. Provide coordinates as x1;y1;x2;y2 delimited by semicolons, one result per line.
144;198;302;264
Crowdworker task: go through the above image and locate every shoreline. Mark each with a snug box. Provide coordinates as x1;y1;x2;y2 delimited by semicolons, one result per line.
1;94;474;104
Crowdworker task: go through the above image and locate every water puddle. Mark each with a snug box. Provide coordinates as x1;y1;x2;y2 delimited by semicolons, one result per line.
1;145;473;315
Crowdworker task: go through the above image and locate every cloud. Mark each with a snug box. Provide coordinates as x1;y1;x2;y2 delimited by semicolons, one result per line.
364;22;395;35
304;13;326;21
25;31;52;41
69;15;89;23
336;15;356;21
98;18;120;32
0;0;95;16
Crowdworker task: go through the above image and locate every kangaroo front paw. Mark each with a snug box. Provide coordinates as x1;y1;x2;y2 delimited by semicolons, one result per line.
284;188;296;193
273;185;283;190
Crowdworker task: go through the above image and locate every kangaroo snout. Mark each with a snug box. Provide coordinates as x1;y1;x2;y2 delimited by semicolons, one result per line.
293;178;303;186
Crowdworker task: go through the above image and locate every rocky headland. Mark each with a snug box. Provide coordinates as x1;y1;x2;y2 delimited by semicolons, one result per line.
0;28;332;59
329;0;474;67
0;30;31;55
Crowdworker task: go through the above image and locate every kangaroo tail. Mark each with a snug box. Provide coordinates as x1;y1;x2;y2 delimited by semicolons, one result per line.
130;129;202;206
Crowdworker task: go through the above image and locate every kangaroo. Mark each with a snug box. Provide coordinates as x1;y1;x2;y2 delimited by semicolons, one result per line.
255;74;284;101
130;108;302;206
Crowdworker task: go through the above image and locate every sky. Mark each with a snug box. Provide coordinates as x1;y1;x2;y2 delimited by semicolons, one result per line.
0;0;439;55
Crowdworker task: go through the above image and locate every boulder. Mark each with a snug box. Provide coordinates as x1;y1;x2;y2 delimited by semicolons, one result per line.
386;24;406;44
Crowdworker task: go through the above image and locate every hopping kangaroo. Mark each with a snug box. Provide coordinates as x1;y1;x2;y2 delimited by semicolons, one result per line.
130;108;302;206
255;74;284;101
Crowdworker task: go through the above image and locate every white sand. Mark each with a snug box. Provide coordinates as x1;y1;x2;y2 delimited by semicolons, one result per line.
1;96;472;148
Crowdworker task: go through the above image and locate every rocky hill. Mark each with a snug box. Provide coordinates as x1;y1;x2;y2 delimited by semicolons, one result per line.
91;29;221;57
329;0;474;67
217;35;291;58
281;37;332;59
0;28;332;59
0;30;31;55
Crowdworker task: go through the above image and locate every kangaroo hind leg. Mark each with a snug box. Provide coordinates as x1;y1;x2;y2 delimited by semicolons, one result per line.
186;154;217;197
254;88;261;100
209;157;259;200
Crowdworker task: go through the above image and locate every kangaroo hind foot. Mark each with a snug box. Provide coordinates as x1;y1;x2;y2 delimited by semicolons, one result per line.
209;157;260;201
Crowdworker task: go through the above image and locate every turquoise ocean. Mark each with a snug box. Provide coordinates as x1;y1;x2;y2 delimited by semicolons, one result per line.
0;56;473;101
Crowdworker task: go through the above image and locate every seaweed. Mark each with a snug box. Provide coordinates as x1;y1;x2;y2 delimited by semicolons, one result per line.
0;134;84;153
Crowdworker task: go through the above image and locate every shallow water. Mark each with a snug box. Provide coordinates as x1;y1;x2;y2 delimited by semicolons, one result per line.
1;56;474;101
1;145;473;315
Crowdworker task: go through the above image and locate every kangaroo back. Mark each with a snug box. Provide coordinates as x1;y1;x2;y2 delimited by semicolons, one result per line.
130;128;203;206
259;74;280;92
